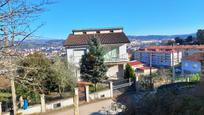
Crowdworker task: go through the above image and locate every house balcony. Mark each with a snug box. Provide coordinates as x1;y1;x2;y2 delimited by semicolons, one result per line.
104;53;129;65
69;53;129;67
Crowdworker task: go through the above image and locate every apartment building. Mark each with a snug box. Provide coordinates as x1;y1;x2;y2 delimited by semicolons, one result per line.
134;50;182;67
147;45;204;57
64;27;130;80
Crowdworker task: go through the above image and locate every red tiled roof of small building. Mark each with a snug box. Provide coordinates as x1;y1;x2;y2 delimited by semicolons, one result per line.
128;60;143;66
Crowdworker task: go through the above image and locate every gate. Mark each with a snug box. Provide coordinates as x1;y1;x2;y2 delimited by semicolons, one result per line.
78;86;86;102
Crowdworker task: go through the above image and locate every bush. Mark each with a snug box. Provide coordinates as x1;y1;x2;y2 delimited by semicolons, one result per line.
124;64;135;79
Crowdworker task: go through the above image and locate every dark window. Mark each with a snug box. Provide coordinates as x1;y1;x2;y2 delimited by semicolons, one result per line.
53;103;61;108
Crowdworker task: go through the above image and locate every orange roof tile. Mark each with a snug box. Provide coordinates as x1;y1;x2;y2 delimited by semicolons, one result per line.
128;60;143;66
147;45;204;50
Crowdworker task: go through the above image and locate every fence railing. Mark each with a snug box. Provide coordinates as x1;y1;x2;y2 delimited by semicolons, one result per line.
113;78;133;90
104;54;129;62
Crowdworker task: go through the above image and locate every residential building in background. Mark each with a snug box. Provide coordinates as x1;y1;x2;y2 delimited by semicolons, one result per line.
128;60;158;75
146;45;204;57
182;52;204;73
134;50;182;67
64;27;130;80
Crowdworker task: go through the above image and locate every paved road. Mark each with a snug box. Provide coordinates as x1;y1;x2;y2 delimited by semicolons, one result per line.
41;99;113;115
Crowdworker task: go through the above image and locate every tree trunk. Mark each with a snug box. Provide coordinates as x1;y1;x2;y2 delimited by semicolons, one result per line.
58;86;62;97
94;83;97;92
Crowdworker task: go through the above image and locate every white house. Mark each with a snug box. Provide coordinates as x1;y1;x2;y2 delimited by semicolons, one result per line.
182;52;204;73
127;60;158;76
64;27;130;80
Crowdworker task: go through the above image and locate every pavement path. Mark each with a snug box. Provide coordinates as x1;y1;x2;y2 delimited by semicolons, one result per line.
40;99;114;115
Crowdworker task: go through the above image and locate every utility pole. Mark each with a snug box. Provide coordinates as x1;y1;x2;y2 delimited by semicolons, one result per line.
172;51;175;83
74;88;79;115
149;52;153;88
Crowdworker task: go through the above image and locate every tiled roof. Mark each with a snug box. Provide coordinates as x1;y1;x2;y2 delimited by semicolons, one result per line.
64;32;130;47
183;52;204;62
128;60;143;66
147;45;204;50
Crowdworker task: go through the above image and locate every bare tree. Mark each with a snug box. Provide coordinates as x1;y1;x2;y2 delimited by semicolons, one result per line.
0;0;52;114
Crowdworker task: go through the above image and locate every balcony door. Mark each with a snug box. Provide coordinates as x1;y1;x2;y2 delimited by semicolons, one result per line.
104;47;119;61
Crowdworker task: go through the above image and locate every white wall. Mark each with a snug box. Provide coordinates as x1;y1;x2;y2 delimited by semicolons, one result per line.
2;97;74;115
113;30;123;33
106;65;118;79
106;64;124;79
66;48;86;66
73;32;83;35
87;31;96;34
67;49;74;62
119;44;127;56
46;98;73;110
89;89;111;101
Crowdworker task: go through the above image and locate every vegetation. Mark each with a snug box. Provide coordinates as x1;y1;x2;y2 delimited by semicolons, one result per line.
175;73;200;82
139;69;172;89
197;29;204;44
124;62;204;115
16;52;76;103
124;64;135;79
136;82;204;115
173;29;204;45
174;36;194;45
89;83;109;93
80;37;108;91
50;56;77;96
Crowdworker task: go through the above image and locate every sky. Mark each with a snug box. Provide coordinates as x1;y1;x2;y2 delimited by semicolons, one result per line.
35;0;204;40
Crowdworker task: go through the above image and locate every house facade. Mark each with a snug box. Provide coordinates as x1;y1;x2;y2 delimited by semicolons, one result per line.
128;60;158;76
64;27;130;80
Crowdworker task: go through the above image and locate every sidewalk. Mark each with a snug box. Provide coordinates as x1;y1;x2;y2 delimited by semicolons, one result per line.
39;99;113;115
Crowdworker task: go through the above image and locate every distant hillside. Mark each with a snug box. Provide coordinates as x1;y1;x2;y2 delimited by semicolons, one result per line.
17;33;196;49
18;39;65;49
128;33;196;41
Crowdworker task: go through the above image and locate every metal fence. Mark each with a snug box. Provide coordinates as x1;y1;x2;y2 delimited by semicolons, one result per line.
112;79;133;90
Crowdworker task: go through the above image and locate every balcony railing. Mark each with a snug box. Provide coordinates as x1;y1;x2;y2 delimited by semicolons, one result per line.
104;53;129;62
69;53;129;66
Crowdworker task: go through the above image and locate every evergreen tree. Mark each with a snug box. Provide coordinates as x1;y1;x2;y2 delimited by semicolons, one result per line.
80;37;108;91
197;29;204;44
124;64;135;79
